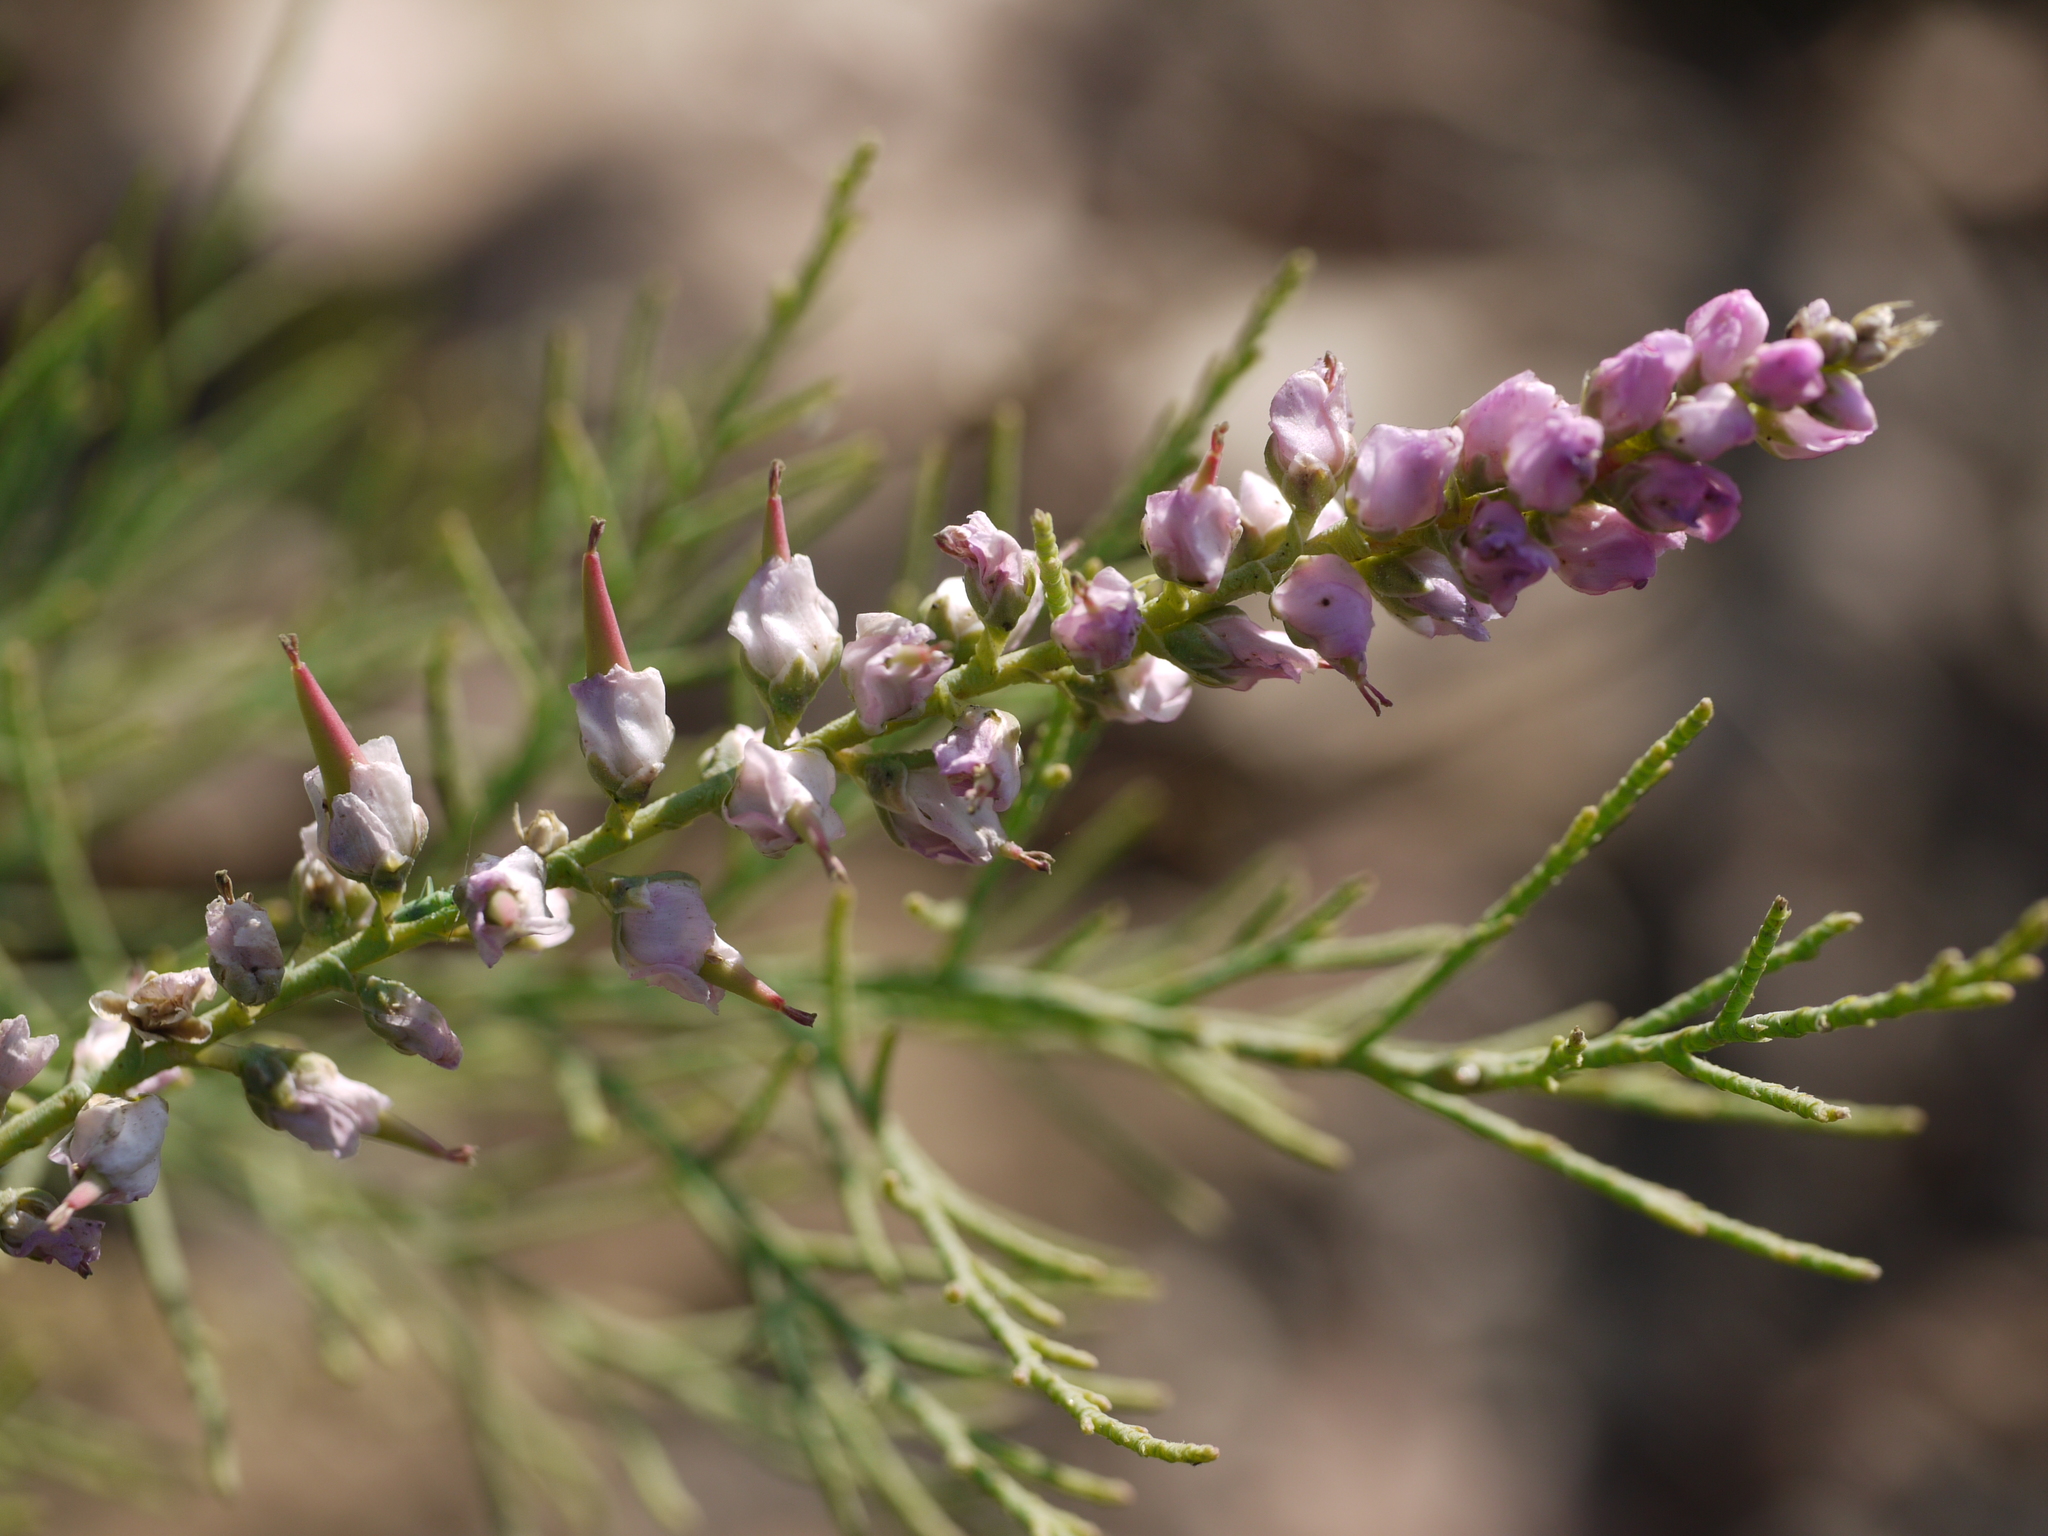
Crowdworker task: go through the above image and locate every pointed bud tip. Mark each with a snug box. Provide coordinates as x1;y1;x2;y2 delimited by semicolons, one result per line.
279;633;301;664
215;870;234;900
587;518;606;553
782;1003;818;1027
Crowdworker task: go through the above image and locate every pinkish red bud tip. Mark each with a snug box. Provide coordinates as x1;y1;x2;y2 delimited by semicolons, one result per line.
1193;423;1228;490
762;460;791;563
285;636;361;794
581;526;633;677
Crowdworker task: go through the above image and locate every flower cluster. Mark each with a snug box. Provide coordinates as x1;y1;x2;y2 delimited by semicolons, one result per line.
1;289;1924;1286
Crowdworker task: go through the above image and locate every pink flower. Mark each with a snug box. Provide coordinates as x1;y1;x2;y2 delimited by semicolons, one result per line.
0;1015;58;1093
1349;424;1461;534
842;613;953;733
717;725;847;877
243;1052;390;1159
609;872;814;1023
358;978;463;1070
1366;550;1497;641
934;708;1024;812
935;512;1038;629
1236;470;1294;553
456;847;574;967
1100;656;1192;724
1609;454;1743;543
1266;355;1356;508
1546;502;1685;594
864;762;1051;871
2;1189;102;1276
1456;371;1561;487
1458;500;1558;615
1505;407;1604;512
1271;554;1388;711
1657;384;1757;461
1161;610;1322;690
1742;338;1826;410
1143;427;1242;590
206;885;285;1008
286;635;431;889
46;1092;169;1228
1052;566;1142;674
1584;330;1694;439
1757;372;1878;460
1685;289;1770;384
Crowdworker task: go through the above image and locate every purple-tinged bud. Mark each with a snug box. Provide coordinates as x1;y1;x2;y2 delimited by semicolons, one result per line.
609;872;815;1023
1787;299;1857;364
713;725;847;879
0;1015;57;1093
1458;500;1558;615
1608;454;1742;543
1365;550;1497;641
1266;355;1356;511
292;822;373;941
1236;470;1293;554
357;977;463;1070
1349;424;1462;534
1505;407;1605;513
1271;554;1388;712
1656;384;1756;461
89;969;217;1046
456;847;574;967
1546;502;1685;594
935;511;1038;629
570;666;674;804
1757;372;1878;460
1685;289;1770;384
242;1051;389;1159
2;1188;102;1276
863;760;1051;871
919;577;985;648
206;873;284;1008
934;708;1023;812
1143;427;1242;590
843;613;952;733
1584;330;1694;439
516;807;570;857
731;466;843;737
1100;656;1192;724
46;1092;168;1229
1846;301;1938;371
1456;371;1560;488
284;638;430;890
1160;609;1322;690
1051;566;1141;674
1742;338;1826;411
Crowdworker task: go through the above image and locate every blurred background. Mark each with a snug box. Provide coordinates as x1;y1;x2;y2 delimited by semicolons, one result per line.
9;0;2048;1532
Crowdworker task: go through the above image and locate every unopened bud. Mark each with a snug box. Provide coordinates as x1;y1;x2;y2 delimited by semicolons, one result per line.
515;806;571;856
206;872;285;1008
358;977;463;1070
935;512;1039;630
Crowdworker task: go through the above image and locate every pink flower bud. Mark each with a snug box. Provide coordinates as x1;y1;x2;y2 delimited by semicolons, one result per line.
1051;566;1141;674
843;613;953;733
2;1189;102;1276
1757;372;1877;459
609;872;814;1021
1266;355;1356;509
935;511;1038;629
1457;371;1560;487
1546;502;1685;594
716;725;847;876
1656;384;1757;461
570;665;675;804
730;553;843;733
89;969;217;1046
1505;407;1605;512
1608;454;1742;543
1584;330;1694;439
46;1092;168;1228
1271;554;1388;711
1685;288;1769;385
934;708;1023;812
1143;428;1242;591
1236;470;1293;553
1161;609;1322;690
243;1052;389;1159
0;1015;57;1093
1365;550;1497;640
1349;424;1461;534
1742;338;1826;410
456;847;574;968
358;977;462;1070
206;877;284;1008
863;761;1050;871
1458;500;1558;615
1100;655;1192;724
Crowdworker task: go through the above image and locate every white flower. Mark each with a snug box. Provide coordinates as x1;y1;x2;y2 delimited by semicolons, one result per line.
0;1015;58;1094
610;873;741;1012
729;554;842;730
206;893;285;1008
455;847;575;967
246;1053;390;1159
305;736;429;885
842;613;952;733
47;1092;169;1228
719;726;847;869
569;663;674;802
1102;656;1192;724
